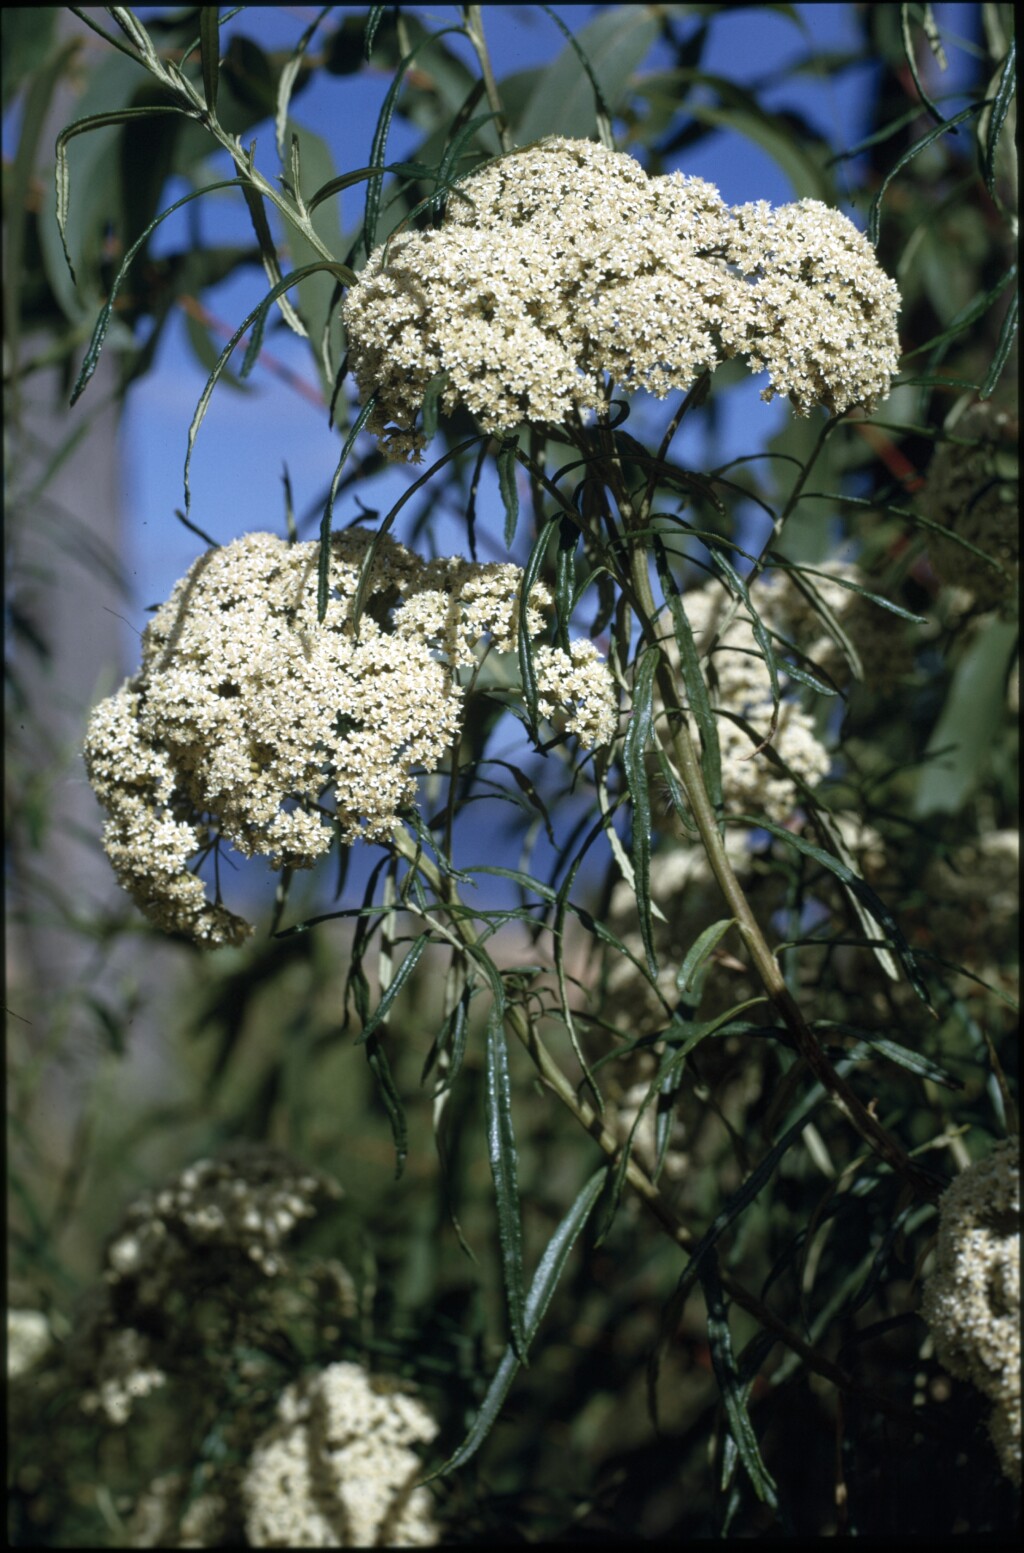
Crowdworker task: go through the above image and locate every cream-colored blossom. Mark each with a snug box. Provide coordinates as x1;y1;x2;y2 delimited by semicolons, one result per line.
84;530;616;946
655;580;831;823
343;137;899;459
242;1361;438;1546
725;198;901;414
921;1137;1021;1486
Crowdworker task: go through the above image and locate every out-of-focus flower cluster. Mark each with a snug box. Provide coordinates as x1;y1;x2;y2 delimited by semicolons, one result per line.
241;1361;439;1546
921;1137;1021;1486
923;401;1019;612
79;1147;342;1426
653;576;836;825
343;137;900;459
84;529;616;947
7;1309;52;1380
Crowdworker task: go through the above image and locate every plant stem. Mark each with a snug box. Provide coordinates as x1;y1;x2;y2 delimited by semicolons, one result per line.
461;6;513;153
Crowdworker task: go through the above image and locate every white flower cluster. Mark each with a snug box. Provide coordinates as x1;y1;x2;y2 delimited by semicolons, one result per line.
656;579;832;823
104;1147;342;1291
923;401;1019;611
242;1361;439;1546
343;137;900;459
921;1137;1021;1486
78;1149;341;1427
7;1309;52;1380
84;530;616;946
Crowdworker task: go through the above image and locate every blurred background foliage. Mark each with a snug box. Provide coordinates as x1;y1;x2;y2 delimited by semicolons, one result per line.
5;4;1018;1542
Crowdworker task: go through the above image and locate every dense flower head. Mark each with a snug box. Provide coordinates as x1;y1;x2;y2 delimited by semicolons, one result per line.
921;1137;1021;1486
343;137;900;459
84;530;616;946
242;1361;439;1545
77;1147;343;1428
655;578;832;823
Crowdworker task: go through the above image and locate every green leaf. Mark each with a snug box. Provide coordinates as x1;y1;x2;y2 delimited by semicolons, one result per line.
741;815;931;1005
516;6;659;146
868;102;981;245
70;178;246;406
497;436;520;547
677;918;738;995
654;537;723;817
364;1034;408;1178
699;1259;779;1507
485;1008;527;1359
433;1168;606;1477
199;7;220;111
983;35;1016;196
516;515;558;730
913;615;1018;817
982;284;1017;399
275;6;332;162
623;646;660;979
356;934;431;1045
364;25;464;256
306;163;387;214
55;106;191;285
183;260;356;517
364;5;387;61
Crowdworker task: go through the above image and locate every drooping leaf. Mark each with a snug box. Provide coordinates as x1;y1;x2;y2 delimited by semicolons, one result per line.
485;1007;527;1359
433;1168;606;1476
623;646;660;979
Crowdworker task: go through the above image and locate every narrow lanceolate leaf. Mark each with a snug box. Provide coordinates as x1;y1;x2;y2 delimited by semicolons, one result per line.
497;436;520;547
983;36;1016;196
654;538;722;817
868;102;979;245
517;516;557;730
742;816;931;1006
306;163;386;214
356;933;430;1045
677;918;738;996
699;1259;779;1507
317;396;378;621
238;179;308;340
276;5;332;160
364;4;386;60
364;1034;408;1178
184;261;356;517
199;7;220;111
55;107;190;284
364;25;464;255
812;809;898;983
485;1009;527;1359
432;1169;606;1478
981;284;1017;399
71;179;246;406
623;647;660;979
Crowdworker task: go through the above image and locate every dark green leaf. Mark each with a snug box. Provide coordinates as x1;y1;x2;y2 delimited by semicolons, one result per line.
199;7;220;111
356;934;431;1045
55;106;191;285
654;537;723;816
677;918;738;995
983;35;1016;196
70;178;246;406
433;1168;606;1476
699;1258;779;1506
485;1009;527;1358
364;1034;408;1178
317;395;379;620
623;647;660;979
